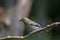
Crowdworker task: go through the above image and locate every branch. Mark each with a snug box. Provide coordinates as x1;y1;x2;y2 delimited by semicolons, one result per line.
0;22;60;40
24;22;60;38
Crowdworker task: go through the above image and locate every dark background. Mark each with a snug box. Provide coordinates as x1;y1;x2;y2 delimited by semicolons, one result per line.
29;0;60;40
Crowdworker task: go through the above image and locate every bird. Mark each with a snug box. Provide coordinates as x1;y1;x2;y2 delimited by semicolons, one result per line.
21;17;51;34
21;17;43;31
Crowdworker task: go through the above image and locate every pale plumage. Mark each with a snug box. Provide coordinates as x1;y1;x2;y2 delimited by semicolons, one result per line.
22;17;42;31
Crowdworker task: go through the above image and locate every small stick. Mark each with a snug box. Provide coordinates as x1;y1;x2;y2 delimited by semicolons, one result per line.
0;22;60;39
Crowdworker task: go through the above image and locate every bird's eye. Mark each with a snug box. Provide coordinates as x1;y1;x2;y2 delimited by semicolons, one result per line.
30;24;33;26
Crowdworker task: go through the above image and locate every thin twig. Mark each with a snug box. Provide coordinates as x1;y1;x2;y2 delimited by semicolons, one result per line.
24;22;60;38
0;22;60;40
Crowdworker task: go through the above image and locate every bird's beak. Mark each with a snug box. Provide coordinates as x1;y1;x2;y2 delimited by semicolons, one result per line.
21;17;31;23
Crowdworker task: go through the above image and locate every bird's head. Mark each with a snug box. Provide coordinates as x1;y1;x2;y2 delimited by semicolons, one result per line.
21;17;31;24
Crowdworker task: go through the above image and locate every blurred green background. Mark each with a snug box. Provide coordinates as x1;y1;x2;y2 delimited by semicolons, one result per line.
0;0;60;40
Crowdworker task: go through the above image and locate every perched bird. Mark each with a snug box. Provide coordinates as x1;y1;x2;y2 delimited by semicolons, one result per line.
21;17;42;31
22;17;51;32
